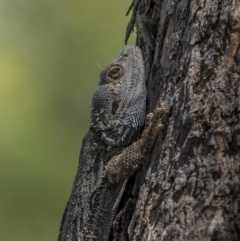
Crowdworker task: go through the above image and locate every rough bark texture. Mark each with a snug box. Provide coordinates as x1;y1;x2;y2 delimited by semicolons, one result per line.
112;0;240;240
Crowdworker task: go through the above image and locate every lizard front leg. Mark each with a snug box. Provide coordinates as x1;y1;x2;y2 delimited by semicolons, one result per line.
106;108;170;184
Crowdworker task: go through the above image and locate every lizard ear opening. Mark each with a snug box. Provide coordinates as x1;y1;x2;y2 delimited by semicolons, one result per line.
112;101;119;115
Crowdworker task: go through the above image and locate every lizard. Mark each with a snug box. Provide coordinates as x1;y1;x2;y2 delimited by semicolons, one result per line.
58;46;169;241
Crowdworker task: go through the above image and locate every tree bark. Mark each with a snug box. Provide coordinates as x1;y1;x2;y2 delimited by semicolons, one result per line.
112;0;240;240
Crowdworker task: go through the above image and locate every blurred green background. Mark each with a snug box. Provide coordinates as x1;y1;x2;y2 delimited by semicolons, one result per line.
0;1;135;240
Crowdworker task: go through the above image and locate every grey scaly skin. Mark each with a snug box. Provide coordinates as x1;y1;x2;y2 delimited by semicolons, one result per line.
58;46;169;241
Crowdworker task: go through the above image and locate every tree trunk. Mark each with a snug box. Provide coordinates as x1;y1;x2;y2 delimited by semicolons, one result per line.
112;0;240;240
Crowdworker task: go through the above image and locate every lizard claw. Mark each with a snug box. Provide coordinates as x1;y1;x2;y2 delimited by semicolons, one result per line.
140;107;170;153
145;108;170;127
144;113;154;128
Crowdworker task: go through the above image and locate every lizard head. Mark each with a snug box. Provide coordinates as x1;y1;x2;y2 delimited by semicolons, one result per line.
91;46;146;147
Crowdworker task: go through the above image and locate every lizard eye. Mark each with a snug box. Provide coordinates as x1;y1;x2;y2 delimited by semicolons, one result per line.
108;65;123;80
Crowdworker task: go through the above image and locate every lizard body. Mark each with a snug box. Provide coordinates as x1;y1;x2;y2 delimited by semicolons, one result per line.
58;46;169;241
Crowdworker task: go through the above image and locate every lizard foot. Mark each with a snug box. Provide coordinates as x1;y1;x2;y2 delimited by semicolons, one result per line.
140;108;170;153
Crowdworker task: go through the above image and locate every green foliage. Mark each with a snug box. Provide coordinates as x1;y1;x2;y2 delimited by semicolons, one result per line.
0;1;135;240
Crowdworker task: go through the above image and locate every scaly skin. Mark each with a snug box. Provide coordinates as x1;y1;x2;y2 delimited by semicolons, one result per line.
58;46;169;241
